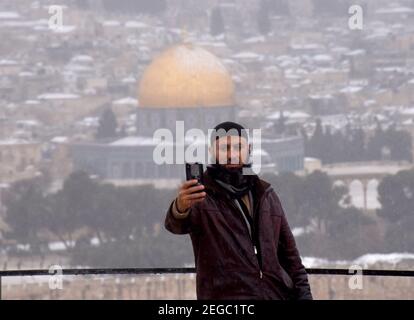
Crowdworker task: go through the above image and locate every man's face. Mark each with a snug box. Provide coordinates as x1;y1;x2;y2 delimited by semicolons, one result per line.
212;135;250;169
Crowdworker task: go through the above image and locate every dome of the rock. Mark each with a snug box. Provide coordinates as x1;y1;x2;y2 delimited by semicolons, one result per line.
138;44;235;108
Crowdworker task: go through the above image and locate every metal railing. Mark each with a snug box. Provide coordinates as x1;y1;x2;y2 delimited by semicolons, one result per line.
1;267;414;299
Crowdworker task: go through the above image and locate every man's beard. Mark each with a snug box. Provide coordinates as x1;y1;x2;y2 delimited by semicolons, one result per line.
207;162;250;188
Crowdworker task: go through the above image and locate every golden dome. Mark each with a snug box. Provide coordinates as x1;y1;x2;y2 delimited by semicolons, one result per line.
138;44;235;108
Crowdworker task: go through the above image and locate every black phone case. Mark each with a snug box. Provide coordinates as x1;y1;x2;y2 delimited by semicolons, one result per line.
185;163;204;185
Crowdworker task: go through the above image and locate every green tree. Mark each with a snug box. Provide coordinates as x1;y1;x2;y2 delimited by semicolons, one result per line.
377;169;414;222
327;207;378;259
262;170;348;232
308;118;325;162
44;171;99;250
3;178;47;249
96;107;117;140
366;119;384;161
385;124;413;162
377;169;414;252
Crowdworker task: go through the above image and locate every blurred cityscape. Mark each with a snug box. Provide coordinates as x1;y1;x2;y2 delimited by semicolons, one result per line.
0;0;414;299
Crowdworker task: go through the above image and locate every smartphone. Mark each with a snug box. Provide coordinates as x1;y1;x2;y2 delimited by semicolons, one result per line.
185;163;204;186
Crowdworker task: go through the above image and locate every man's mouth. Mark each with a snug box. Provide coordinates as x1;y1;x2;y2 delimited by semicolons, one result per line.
224;164;242;168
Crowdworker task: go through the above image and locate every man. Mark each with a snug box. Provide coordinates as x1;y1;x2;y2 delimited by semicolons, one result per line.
165;121;313;300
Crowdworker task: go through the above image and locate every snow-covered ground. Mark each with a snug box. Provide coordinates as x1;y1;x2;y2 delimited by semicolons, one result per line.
302;252;414;268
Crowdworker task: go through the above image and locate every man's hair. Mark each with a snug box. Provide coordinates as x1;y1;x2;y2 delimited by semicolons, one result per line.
210;121;249;146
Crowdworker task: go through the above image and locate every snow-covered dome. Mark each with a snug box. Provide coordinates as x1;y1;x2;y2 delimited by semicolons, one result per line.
138;43;235;109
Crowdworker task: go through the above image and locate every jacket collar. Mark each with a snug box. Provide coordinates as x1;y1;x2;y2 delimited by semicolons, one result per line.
203;169;272;202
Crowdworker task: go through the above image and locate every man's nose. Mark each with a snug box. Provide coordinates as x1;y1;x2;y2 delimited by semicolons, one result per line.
228;155;239;164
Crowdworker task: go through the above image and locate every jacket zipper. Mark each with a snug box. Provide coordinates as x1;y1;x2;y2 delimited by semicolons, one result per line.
254;245;263;279
254;186;272;279
225;187;272;280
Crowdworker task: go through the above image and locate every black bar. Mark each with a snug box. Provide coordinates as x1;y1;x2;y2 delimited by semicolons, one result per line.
0;267;413;278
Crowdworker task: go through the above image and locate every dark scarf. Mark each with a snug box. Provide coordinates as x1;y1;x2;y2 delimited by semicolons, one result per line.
207;164;253;199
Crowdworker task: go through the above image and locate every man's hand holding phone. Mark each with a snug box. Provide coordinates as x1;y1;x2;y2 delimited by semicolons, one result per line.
176;179;206;213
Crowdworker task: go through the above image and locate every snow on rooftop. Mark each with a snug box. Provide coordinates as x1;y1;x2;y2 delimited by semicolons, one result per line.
37;93;80;100
16;120;40;126
345;49;366;56
399;107;414;116
365;30;392;40
0;139;32;145
251;148;269;157
125;21;148;29
109;135;208;147
113;97;138;105
51;136;68;143
48;240;75;251
340;86;363;94
364;100;377;107
0;11;21;19
243;36;265;44
172;45;229;75
110;136;165;146
231;51;264;61
290;43;324;50
24;100;40;105
264;65;280;73
313;54;333;62
122;76;136;84
322;162;412;176
309;94;333;100
19;71;35;77
267;110;310;120
195;40;227;48
0;59;18;66
71;55;94;63
312;67;344;75
102;20;121;27
331;46;349;53
375;67;407;74
77;117;99;127
285;68;308;75
52;25;77;34
376;6;414;15
391;23;405;29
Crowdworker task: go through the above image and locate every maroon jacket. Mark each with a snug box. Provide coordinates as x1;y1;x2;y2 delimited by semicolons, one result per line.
165;171;313;300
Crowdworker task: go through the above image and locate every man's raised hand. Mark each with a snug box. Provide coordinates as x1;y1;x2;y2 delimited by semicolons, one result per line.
176;179;206;212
